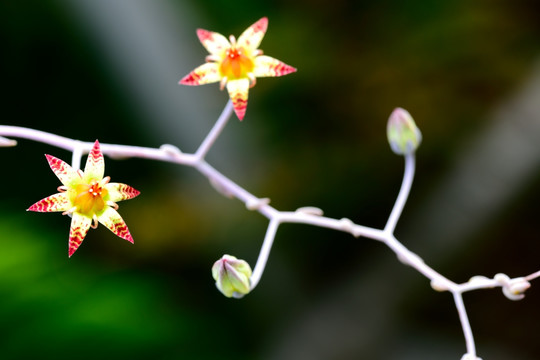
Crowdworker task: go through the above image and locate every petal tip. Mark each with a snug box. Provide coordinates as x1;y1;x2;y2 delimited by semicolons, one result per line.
68;244;78;258
280;64;297;76
91;139;101;153
255;17;268;31
233;104;247;121
179;70;212;86
120;230;134;244
179;74;196;85
196;28;211;41
68;243;81;258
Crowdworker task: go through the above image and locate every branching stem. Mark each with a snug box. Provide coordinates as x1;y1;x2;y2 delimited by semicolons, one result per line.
195;100;235;160
453;291;477;358
0;101;536;359
385;153;415;234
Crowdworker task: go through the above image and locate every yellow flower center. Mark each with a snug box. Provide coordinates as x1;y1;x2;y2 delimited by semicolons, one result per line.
220;47;254;80
71;179;109;217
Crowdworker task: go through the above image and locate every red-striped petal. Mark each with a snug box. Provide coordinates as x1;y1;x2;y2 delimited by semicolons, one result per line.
197;29;230;56
106;183;140;203
254;55;297;78
83;140;104;181
179;63;221;86
69;213;92;257
28;193;70;213
226;79;250;121
46;155;80;187
237;17;268;51
98;207;134;243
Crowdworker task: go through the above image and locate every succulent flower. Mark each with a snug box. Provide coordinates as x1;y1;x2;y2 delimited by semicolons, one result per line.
212;254;252;298
28;140;140;257
180;17;296;120
387;107;422;155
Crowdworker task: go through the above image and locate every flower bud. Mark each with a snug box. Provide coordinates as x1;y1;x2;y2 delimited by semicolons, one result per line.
212;255;252;298
387;108;422;155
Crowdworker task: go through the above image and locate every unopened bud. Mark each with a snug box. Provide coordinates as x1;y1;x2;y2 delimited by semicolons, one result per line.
212;255;252;298
387;108;422;155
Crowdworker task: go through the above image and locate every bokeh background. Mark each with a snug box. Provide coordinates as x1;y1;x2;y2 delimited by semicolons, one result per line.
1;1;540;359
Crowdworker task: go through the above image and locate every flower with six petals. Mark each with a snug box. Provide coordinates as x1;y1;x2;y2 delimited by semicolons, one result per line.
179;17;296;120
28;140;140;257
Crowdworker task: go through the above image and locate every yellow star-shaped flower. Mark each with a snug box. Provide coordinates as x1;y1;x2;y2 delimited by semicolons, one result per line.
28;140;140;257
179;17;296;120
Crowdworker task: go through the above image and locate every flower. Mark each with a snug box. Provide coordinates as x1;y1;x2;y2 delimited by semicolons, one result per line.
28;140;140;257
212;255;252;298
387;107;422;155
179;17;296;120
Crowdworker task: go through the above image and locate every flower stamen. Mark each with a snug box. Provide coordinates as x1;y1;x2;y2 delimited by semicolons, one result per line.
206;55;220;63
220;77;228;90
91;215;99;229
107;201;119;210
62;206;77;216
248;73;256;88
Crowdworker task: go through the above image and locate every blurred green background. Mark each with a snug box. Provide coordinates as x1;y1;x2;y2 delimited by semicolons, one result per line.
1;1;540;359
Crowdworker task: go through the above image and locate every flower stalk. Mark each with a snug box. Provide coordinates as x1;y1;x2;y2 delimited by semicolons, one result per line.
0;14;537;358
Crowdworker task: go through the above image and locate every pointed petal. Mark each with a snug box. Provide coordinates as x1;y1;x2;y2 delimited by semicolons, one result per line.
237;17;268;51
83;140;104;181
69;213;92;257
253;55;297;77
97;207;134;243
197;29;230;56
226;79;250;121
106;183;140;203
179;63;221;86
28;193;70;213
45;155;80;187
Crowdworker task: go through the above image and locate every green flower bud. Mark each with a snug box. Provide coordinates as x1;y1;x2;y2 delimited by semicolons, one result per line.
387;108;422;155
212;255;252;298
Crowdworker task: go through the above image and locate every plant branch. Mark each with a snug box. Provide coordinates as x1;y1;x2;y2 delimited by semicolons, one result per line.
195;100;235;160
385;153;415;234
1;100;538;360
453;291;478;359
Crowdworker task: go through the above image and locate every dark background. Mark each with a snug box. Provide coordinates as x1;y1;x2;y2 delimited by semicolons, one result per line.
1;1;540;359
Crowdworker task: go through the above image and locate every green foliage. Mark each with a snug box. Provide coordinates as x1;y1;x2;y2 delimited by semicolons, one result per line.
0;215;253;360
